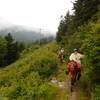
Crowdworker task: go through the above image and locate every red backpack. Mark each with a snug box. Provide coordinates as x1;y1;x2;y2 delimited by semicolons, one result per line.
67;62;78;71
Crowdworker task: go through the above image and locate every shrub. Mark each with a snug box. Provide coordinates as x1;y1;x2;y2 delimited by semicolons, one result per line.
0;43;59;100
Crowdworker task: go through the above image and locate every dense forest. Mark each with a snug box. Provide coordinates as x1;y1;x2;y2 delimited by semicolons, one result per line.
56;0;100;99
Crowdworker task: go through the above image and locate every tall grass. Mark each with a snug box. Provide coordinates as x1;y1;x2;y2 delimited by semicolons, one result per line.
0;42;59;100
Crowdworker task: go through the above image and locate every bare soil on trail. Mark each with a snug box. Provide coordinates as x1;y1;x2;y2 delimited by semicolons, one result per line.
50;77;77;100
69;91;77;100
66;79;77;100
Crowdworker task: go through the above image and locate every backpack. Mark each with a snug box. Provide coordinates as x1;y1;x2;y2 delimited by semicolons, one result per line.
71;63;77;68
68;62;78;71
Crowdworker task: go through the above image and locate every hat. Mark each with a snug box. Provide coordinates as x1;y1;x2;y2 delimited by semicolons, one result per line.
73;48;78;51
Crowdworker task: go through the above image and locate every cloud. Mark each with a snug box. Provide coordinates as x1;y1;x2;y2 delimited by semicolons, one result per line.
0;0;73;33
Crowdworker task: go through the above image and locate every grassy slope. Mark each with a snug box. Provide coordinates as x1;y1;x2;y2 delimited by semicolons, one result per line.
0;42;91;100
0;43;60;100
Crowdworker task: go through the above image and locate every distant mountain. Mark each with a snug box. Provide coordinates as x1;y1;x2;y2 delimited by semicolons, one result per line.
0;26;43;41
0;20;55;41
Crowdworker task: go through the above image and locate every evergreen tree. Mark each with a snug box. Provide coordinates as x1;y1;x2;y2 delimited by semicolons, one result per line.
73;0;99;28
56;11;72;42
0;36;7;66
18;42;25;52
5;33;19;65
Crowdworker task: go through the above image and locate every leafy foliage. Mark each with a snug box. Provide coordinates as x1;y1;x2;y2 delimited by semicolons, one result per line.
80;22;100;84
0;33;25;67
73;0;99;28
0;43;59;100
56;0;99;43
0;36;7;66
4;33;20;65
56;0;100;99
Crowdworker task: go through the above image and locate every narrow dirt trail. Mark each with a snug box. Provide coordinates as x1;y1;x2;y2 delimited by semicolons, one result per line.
50;77;77;100
69;91;77;100
66;78;77;100
49;62;77;100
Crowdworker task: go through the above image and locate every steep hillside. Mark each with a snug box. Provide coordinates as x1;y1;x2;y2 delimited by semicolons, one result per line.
0;43;59;100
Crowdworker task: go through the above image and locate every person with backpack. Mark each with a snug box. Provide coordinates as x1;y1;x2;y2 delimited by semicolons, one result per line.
69;48;84;80
57;47;61;57
57;47;65;62
60;48;64;54
66;60;79;85
69;48;84;65
59;48;65;62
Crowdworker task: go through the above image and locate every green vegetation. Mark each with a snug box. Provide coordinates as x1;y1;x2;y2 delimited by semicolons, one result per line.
0;36;7;66
56;0;100;99
0;42;60;100
33;36;55;46
0;0;99;99
80;22;100;100
0;32;54;67
54;88;68;100
76;77;91;100
56;63;67;82
0;33;25;67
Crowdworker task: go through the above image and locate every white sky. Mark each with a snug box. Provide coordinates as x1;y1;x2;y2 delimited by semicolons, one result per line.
0;0;73;33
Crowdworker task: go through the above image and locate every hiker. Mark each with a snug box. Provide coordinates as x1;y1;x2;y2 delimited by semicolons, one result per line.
56;47;61;56
66;60;78;85
47;47;50;50
57;48;65;62
69;48;84;80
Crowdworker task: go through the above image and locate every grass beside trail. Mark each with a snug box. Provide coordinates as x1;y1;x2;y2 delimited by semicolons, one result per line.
76;86;90;100
54;62;69;100
55;88;68;100
76;78;91;100
56;63;67;82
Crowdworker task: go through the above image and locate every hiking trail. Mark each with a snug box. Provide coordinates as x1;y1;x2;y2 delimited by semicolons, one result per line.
49;62;77;100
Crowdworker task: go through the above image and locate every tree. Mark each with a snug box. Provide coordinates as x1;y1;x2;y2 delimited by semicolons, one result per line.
5;33;19;65
56;11;72;42
73;0;99;28
0;36;7;66
18;42;25;52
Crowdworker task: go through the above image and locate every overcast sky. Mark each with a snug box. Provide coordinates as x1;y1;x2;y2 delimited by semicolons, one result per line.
0;0;73;33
